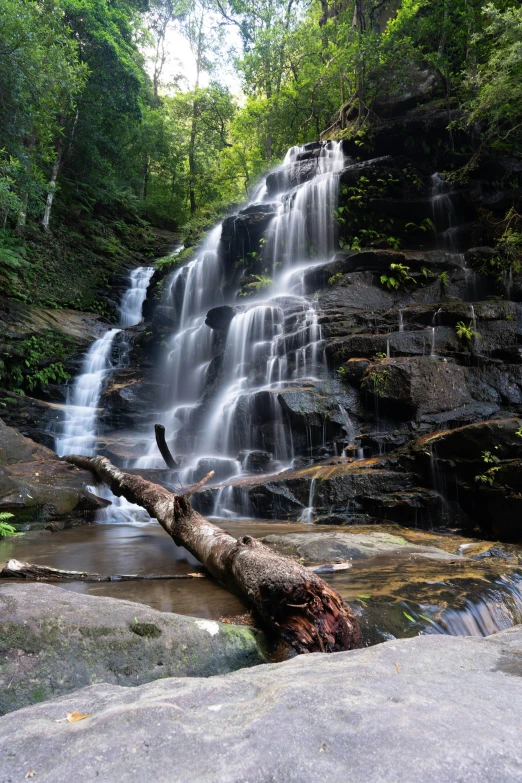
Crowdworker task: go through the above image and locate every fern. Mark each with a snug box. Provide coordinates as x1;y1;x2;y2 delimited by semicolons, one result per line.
0;512;19;538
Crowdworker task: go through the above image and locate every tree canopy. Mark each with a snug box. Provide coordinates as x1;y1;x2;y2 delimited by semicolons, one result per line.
0;0;520;236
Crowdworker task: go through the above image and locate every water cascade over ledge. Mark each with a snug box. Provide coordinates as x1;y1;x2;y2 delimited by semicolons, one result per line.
133;140;349;517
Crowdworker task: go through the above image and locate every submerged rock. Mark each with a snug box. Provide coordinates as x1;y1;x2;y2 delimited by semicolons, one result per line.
0;583;266;716
264;530;464;564
1;627;521;782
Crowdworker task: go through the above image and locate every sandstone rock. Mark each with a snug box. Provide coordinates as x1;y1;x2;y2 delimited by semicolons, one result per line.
264;531;463;564
0;419;104;528
0;583;266;716
1;628;521;782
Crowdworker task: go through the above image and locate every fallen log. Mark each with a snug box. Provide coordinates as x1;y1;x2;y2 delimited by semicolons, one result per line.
65;454;361;653
0;559;205;582
154;424;178;469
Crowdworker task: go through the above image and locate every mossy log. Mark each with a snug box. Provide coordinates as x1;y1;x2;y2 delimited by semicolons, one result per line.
65;454;361;654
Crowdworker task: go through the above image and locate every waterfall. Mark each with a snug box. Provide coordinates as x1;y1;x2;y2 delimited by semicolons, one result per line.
119;267;155;327
56;266;154;458
132;141;345;519
54;329;121;457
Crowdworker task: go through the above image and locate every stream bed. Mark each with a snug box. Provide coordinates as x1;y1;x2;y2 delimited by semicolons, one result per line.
2;519;521;646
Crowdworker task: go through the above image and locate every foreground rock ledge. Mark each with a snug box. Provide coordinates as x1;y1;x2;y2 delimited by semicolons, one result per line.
2;628;522;783
0;583;266;716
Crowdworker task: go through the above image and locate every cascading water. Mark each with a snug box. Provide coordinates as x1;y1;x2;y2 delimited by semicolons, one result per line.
56;266;154;458
119;267;156;327
55;265;155;524
55;329;121;457
135;141;348;517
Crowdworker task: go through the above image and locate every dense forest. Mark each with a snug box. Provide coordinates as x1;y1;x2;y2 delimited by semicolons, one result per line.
1;0;521;307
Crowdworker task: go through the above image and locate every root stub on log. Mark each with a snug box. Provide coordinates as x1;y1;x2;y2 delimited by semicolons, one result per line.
65;454;362;654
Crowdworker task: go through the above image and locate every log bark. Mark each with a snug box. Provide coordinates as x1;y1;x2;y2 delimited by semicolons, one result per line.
154;424;178;469
0;559;205;582
65;455;361;654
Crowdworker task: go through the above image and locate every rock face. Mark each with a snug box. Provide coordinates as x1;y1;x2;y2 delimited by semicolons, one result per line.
0;583;266;715
1;627;521;782
0;419;105;528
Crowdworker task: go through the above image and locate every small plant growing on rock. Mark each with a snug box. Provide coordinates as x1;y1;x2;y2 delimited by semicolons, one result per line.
438;271;450;291
380;263;416;291
455;321;479;341
375;352;387;359
328;273;343;286
0;512;18;538
475;449;501;486
240;274;272;295
370;368;390;397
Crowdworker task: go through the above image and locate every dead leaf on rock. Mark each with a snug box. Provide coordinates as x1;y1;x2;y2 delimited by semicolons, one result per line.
67;710;92;722
55;710;92;724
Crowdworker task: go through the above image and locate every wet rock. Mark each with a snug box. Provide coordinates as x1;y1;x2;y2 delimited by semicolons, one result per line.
192;457;239;483
238;451;274;474
360;357;471;418
465;246;496;268
0;419;105;528
328;327;458;363
265;158;322;195
200;460;442;525
0;390;61;449
319;271;395;312
205;305;238;331
339;156;394;185
403;418;522;539
2;628;522;782
0;583;266;716
264;531;463;564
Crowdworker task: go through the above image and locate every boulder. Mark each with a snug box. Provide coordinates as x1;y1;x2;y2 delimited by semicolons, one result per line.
360;357;471;418
0;419;105;528
1;628;521;782
264;531;463;564
205;305;238;331
0;583;266;716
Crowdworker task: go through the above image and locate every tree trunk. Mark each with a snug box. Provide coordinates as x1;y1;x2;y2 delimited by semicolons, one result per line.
154;423;178;469
42;129;63;231
65;455;361;654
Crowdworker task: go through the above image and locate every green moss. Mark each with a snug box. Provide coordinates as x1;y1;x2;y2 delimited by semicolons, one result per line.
129;622;162;639
79;626;115;639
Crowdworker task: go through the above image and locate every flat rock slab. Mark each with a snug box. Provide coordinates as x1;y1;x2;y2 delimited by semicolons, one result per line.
0;583;266;715
264;531;464;564
1;628;521;782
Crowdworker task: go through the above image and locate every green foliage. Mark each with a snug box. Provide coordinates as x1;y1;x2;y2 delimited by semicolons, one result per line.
455;321;479;342
328;273;342;286
370;368;390;398
380;263;416;291
241;274;272;295
438;271;450;291
475;448;501;486
0;512;19;538
2;332;73;393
